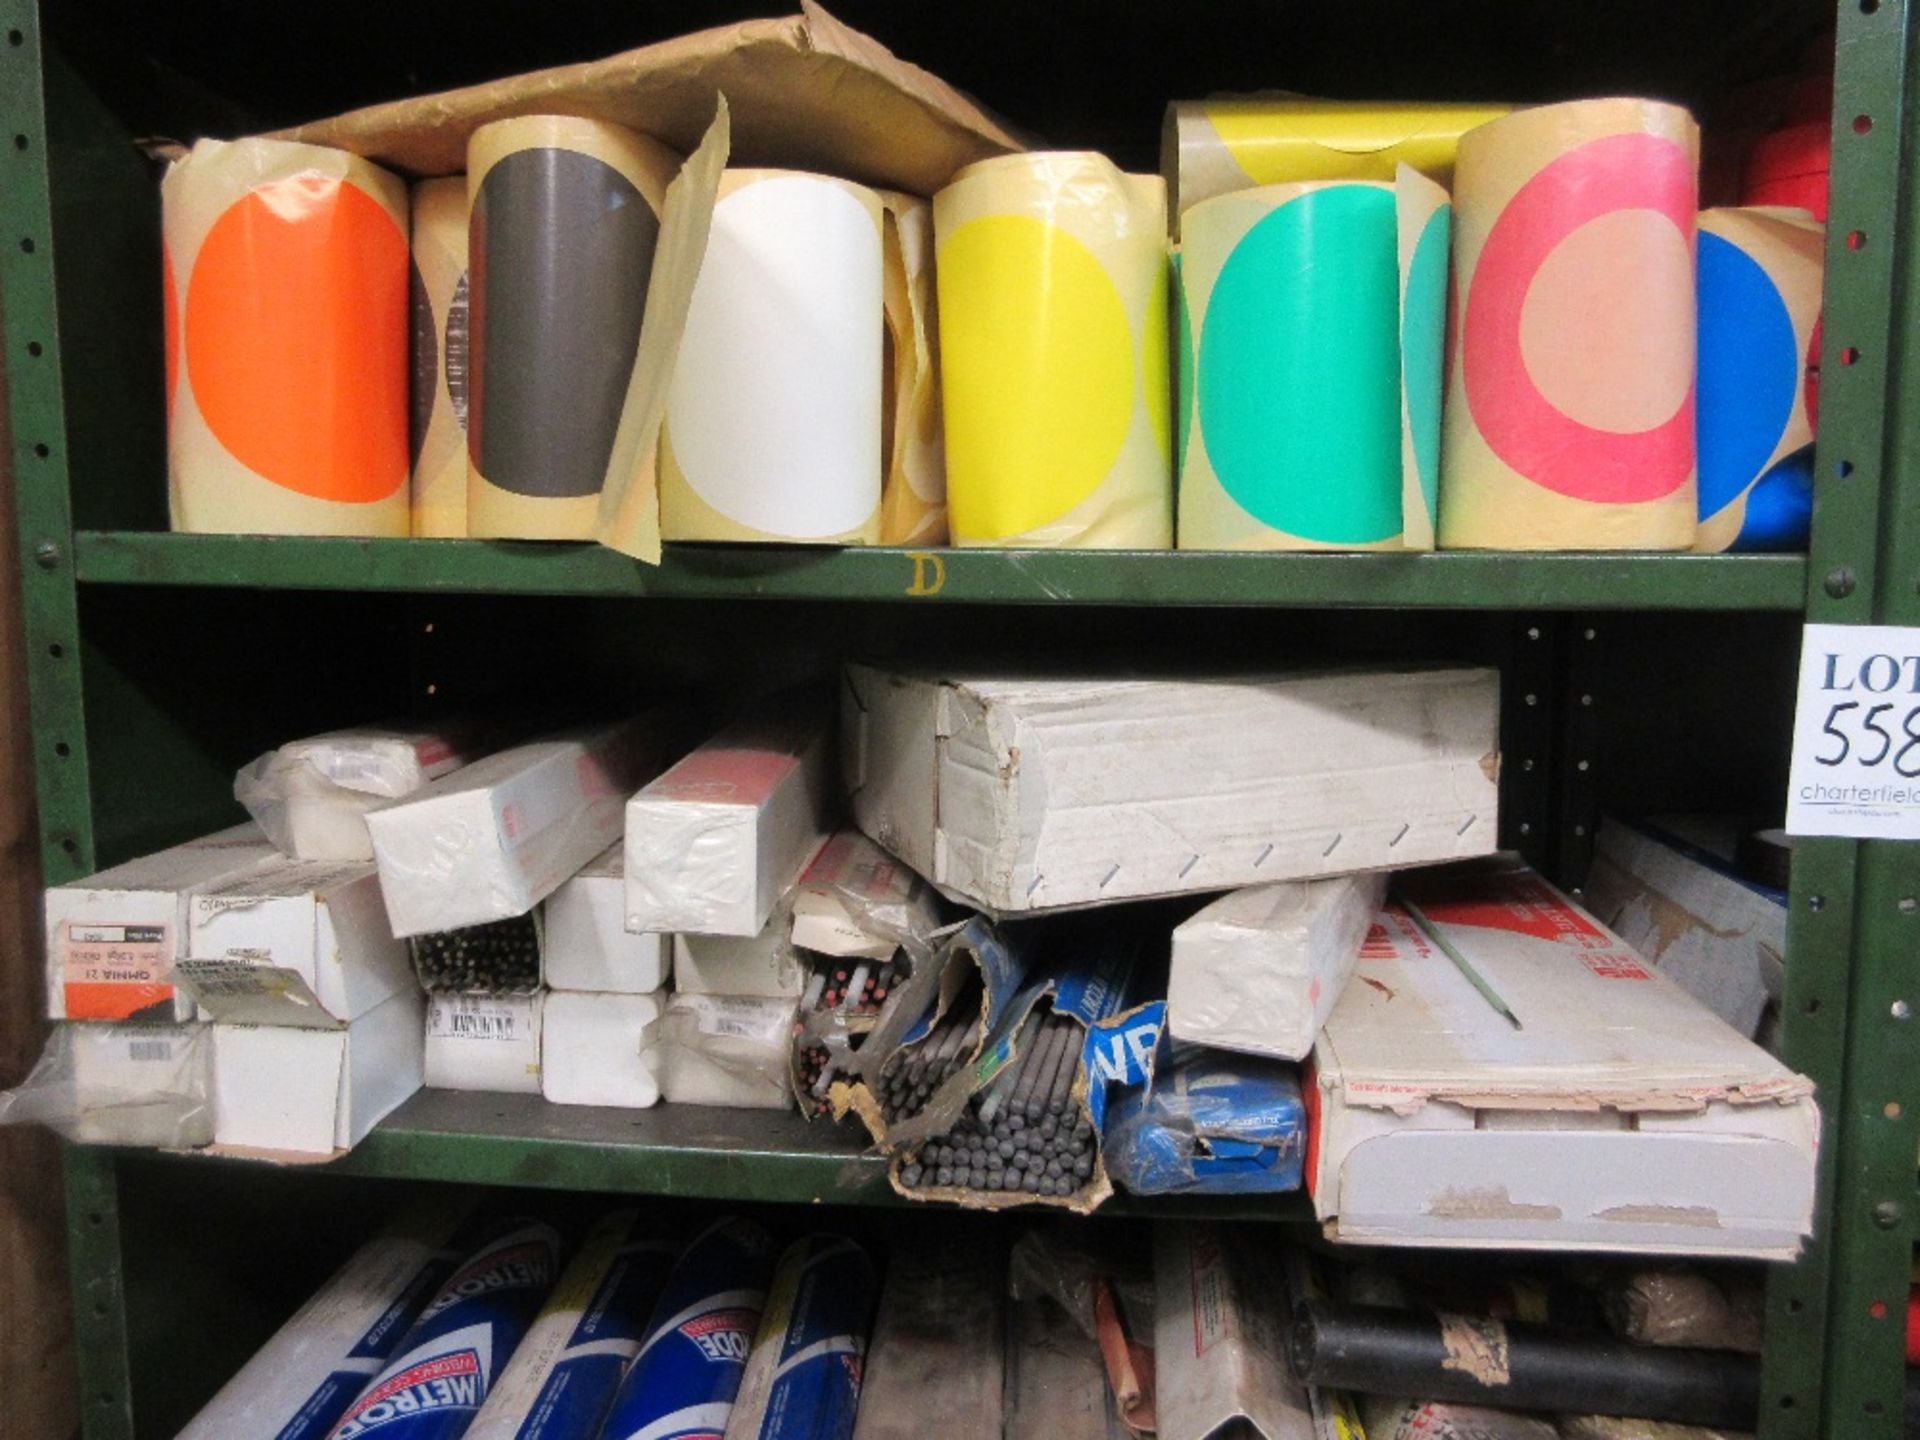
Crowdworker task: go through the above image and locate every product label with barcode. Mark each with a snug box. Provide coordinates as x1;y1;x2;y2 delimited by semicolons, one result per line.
125;1036;175;1063
684;993;793;1043
60;921;174;1020
430;995;536;1042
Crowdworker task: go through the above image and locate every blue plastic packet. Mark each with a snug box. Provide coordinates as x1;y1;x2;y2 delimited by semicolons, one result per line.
1102;1046;1307;1195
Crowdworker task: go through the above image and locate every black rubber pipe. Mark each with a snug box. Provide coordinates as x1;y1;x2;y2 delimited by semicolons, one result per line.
1289;1300;1758;1430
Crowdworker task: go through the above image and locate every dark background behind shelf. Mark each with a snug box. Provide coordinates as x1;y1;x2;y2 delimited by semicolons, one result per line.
48;0;1828;171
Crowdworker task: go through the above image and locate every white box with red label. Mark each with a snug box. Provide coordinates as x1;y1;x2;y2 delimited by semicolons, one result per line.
367;716;676;938
43;823;280;1023
625;695;834;938
1307;861;1818;1259
234;723;491;862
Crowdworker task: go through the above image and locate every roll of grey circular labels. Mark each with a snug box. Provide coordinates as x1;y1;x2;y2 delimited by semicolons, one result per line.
465;116;679;538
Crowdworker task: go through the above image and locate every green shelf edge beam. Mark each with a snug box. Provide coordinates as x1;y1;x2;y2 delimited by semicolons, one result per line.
87;1089;1316;1225
1817;0;1920;1434
70;531;1812;611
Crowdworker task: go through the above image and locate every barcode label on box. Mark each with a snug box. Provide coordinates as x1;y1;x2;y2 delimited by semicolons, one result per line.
683;994;793;1043
430;996;535;1043
126;1038;174;1062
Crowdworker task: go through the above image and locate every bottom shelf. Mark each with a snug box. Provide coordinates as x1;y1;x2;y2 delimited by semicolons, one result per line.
135;1089;1315;1222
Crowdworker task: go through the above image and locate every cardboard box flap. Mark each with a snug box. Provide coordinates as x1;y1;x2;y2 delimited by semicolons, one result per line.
264;1;1025;193
1318;874;1812;1114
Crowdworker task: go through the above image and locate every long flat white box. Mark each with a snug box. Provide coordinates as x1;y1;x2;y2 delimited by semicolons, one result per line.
1585;816;1786;1040
44;823;279;1022
542;843;670;993
842;664;1500;914
182;857;413;1024
368;716;674;938
1168;871;1386;1061
1309;863;1819;1258
1154;1223;1313;1440
235;724;484;862
540;990;666;1108
423;992;545;1094
211;987;424;1156
626;696;834;937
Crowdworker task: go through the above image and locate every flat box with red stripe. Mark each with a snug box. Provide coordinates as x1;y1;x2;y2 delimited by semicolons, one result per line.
1306;859;1818;1259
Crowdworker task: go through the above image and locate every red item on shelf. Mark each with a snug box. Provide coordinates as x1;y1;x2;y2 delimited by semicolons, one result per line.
1907;1286;1920;1365
1743;121;1830;219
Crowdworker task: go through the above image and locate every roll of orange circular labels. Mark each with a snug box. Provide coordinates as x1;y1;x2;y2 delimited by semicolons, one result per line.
163;138;411;536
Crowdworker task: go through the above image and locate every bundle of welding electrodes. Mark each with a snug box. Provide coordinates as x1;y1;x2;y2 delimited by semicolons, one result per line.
894;1010;1095;1197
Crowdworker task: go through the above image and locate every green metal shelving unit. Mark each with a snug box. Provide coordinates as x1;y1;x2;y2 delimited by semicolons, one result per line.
4;0;1919;1436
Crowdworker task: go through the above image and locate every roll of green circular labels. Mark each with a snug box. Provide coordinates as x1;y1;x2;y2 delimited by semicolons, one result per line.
1179;181;1412;550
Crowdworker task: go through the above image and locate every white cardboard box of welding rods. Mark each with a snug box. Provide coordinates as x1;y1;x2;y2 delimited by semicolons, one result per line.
181;856;414;1025
423;992;545;1094
211;986;423;1156
626;695;835;938
543;842;670;993
540;989;665;1107
1308;863;1818;1259
1168;870;1386;1061
367;715;676;938
43;823;280;1023
841;664;1499;914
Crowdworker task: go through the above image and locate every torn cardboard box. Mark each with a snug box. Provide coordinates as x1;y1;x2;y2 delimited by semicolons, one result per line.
885;919;1162;1214
1155;1222;1315;1440
787;832;947;1118
1308;862;1818;1258
842;664;1499;915
266;2;1023;194
1584;816;1786;1041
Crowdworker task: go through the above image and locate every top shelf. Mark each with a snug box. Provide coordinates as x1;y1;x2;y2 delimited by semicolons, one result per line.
71;532;1811;612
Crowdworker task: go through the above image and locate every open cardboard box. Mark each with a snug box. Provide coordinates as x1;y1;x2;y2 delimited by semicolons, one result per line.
1307;861;1818;1259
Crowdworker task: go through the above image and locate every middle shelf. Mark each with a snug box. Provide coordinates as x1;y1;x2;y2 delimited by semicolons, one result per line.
71;531;1811;611
180;1090;1317;1223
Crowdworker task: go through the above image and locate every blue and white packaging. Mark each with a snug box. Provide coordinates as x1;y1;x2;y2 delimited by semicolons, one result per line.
1101;1044;1308;1196
328;1215;563;1439
723;1236;878;1440
468;1211;676;1440
599;1217;778;1440
177;1192;475;1440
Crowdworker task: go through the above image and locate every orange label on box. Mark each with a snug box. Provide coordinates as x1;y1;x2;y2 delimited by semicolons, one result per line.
61;922;174;1020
